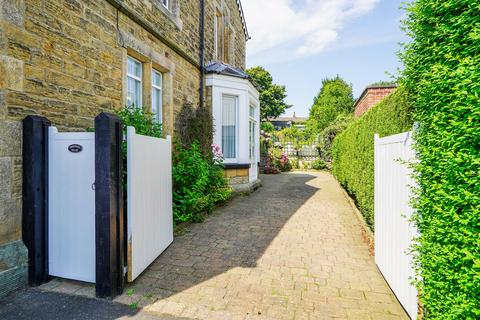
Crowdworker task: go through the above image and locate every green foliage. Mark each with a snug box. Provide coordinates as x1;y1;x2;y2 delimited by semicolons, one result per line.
368;80;397;87
306;76;354;135
115;106;162;200
172;142;231;224
175;102;213;156
117;105;162;138
271;148;292;172
275;126;315;151
332;87;412;228
261;121;275;133
317;113;353;163
246;66;292;121
311;159;327;170
400;1;480;318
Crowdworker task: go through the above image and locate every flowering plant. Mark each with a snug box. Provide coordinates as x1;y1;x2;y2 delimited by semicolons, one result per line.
211;144;224;165
277;152;292;172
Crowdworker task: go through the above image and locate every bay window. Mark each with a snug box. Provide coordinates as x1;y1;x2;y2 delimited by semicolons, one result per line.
152;70;163;123
126;56;142;108
222;95;237;159
249;105;256;160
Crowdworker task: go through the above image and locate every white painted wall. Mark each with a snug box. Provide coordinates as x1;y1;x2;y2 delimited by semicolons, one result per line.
374;131;418;319
48;127;96;283
207;74;260;183
127;127;173;281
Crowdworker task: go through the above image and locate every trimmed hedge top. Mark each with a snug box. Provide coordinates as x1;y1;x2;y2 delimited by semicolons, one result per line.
400;1;480;318
332;87;412;228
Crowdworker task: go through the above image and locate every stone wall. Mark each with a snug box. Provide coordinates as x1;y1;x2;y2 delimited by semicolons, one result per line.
205;0;247;68
0;0;247;296
225;168;249;185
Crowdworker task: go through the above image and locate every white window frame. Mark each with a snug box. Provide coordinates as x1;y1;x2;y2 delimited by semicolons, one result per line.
249;105;256;161
151;70;163;124
126;56;142;108
221;94;238;161
161;0;169;10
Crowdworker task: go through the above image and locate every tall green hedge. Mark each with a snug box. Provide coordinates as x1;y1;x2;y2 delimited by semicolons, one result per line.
332;87;412;228
401;1;480;318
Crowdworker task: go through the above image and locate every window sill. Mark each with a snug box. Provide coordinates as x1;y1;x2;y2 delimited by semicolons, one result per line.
157;2;182;30
224;163;251;169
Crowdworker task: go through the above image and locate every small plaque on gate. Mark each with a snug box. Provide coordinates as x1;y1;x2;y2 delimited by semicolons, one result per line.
68;144;83;153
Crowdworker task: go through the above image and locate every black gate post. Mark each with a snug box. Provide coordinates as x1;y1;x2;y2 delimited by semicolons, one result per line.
22;115;50;286
94;112;124;298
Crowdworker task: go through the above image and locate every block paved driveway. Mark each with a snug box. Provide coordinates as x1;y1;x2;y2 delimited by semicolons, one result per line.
39;171;408;319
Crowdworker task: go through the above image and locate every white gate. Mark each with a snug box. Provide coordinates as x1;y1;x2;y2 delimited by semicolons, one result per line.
48;127;96;283
374;131;418;319
126;127;173;282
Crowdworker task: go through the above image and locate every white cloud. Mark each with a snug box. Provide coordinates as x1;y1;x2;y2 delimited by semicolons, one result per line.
242;0;380;60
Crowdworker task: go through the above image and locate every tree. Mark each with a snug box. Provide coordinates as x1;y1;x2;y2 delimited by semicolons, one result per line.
246;66;291;121
305;76;354;134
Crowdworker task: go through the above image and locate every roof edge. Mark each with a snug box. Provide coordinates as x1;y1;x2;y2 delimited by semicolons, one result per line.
353;84;398;109
236;0;250;41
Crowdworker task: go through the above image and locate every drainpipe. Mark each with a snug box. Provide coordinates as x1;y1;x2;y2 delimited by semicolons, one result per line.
199;0;205;108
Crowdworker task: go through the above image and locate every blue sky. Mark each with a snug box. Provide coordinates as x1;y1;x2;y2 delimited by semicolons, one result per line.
242;0;408;117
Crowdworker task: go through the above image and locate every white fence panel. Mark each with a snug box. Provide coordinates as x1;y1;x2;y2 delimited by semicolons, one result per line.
374;131;418;319
48;127;96;283
127;127;173;282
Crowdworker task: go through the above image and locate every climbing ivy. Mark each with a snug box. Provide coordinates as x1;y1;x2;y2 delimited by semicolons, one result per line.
400;1;480;318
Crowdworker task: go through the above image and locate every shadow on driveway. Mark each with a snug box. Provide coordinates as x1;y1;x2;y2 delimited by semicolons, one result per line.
0;289;188;320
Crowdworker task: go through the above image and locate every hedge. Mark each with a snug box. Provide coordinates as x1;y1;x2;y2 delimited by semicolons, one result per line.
332;87;412;228
400;1;480;318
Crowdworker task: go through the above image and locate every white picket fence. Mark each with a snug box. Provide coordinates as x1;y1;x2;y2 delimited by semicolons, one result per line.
126;127;173;282
374;131;418;319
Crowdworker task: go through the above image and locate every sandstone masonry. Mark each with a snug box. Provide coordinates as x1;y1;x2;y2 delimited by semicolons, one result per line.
0;0;248;297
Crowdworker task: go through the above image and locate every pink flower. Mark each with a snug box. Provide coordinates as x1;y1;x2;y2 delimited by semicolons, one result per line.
211;144;224;164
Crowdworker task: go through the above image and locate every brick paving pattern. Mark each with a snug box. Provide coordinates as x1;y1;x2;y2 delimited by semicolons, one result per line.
43;172;409;319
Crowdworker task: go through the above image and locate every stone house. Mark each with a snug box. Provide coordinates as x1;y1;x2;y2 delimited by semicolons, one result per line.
354;84;397;117
0;0;258;297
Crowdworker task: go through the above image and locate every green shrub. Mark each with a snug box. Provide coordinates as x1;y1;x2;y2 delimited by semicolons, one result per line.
400;1;480;318
311;159;327;170
261;121;275;133
116;105;231;226
318;114;353;163
290;158;299;169
116;106;162;204
172;142;231;224
175;102;213;157
332;87;412;228
117;105;162;138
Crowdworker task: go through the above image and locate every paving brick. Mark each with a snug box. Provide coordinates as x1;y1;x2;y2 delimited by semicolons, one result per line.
40;172;409;320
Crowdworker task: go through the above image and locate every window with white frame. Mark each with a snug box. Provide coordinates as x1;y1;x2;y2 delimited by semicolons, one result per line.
222;95;237;159
152;70;163;123
161;0;169;9
126;56;142;108
249;105;256;160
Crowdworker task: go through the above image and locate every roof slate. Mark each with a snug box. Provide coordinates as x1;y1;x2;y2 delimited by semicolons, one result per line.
205;61;250;79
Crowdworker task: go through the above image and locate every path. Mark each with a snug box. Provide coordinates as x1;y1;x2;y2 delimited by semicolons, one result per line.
2;172;408;320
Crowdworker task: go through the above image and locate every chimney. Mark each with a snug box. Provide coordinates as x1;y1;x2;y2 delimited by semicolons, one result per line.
293;112;296;119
